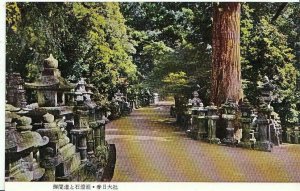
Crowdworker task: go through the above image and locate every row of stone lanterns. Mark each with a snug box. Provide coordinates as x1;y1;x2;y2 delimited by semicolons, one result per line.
174;76;284;152
5;55;111;181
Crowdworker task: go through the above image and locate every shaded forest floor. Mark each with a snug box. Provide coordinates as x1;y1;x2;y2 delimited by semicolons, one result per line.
106;101;300;182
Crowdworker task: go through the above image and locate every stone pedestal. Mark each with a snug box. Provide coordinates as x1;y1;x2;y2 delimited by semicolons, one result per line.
71;129;89;162
239;117;253;148
221;99;238;145
187;107;200;139
249;129;257;144
87;129;95;156
6;73;27;108
284;128;292;143
255;115;272;152
291;127;300;144
197;108;208;140
97;120;106;146
238;99;254;148
38;113;80;179
40;149;56;181
270;121;280;146
182;107;192;131
71;109;90;162
206;105;220;144
222;114;236;145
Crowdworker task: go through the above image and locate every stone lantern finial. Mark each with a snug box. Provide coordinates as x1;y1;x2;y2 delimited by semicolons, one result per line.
43;54;58;69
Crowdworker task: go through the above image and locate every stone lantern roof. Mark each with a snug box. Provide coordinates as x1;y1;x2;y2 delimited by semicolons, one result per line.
75;78;97;109
5;115;49;152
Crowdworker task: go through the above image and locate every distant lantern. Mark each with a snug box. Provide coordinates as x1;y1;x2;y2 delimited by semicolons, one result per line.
297;78;300;91
296;42;300;66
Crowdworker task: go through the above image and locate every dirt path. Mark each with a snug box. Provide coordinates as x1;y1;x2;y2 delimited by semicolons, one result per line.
106;101;300;182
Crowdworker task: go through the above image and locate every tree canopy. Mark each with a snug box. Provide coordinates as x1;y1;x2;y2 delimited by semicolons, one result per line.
6;2;300;123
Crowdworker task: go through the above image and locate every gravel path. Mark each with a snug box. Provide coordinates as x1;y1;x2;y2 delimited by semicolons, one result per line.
106;102;300;182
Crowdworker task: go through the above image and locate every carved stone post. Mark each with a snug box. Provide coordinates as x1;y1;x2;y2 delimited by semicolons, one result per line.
37;113;61;181
186;91;205;139
285;128;292;143
40;148;56;181
221;99;237;145
292;127;299;144
71;110;90;162
196;107;208;140
6;73;27;108
270;114;281;146
256;113;272;151
238;99;253;148
206;102;220;144
87;129;95;156
91;120;106;148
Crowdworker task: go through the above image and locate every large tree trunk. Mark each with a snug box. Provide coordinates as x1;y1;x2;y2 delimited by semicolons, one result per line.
211;3;242;106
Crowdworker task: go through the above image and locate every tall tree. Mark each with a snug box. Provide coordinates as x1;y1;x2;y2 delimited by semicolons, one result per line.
211;3;242;106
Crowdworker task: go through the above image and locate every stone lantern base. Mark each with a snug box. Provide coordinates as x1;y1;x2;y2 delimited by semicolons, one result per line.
254;141;273;152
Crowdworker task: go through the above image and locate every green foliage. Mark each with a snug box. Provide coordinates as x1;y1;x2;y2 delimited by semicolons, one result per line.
121;3;212;102
6;2;20;32
6;2;138;108
71;2;137;96
241;3;299;124
162;72;188;94
6;2;300;125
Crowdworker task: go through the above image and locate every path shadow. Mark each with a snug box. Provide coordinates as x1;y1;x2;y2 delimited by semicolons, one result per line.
101;144;116;181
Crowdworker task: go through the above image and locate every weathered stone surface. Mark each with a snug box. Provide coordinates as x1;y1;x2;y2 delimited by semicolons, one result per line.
5;130;18;150
190;91;202;107
43;54;58;69
6;55;110;182
16;116;32;126
25;55;74;107
14;131;49;152
56;152;81;177
206;104;220;144
5;104;20;112
58;143;76;161
253;76;275;151
6;73;27;108
221;99;237;145
43;113;55;123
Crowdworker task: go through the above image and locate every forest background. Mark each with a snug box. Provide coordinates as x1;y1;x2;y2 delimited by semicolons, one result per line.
6;2;300;126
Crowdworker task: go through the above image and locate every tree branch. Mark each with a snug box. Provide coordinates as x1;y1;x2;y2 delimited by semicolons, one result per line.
271;3;288;23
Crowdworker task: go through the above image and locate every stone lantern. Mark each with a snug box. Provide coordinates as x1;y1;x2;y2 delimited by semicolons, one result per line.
255;76;275;152
37;113;80;181
25;54;74;107
5;113;49;181
6;73;27;108
187;91;207;140
295;42;300;67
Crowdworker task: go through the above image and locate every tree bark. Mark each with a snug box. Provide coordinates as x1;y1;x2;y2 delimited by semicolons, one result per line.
211;3;242;106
